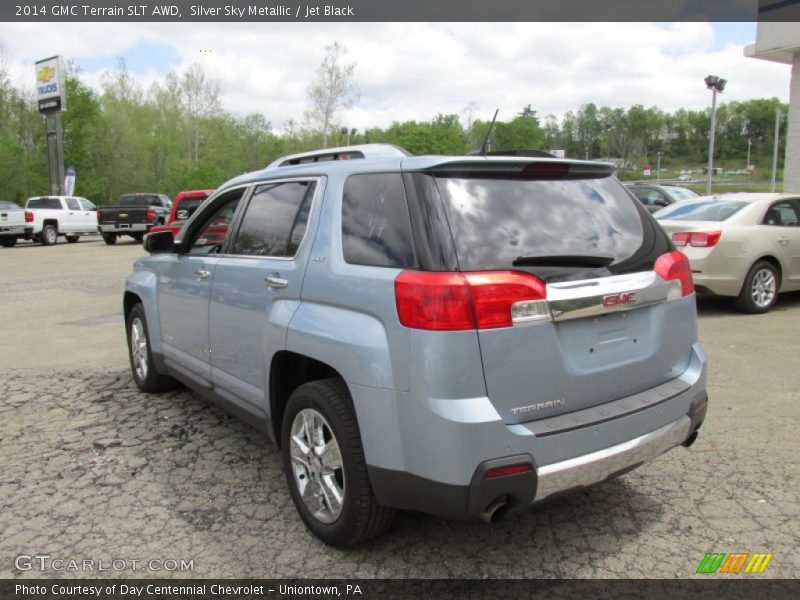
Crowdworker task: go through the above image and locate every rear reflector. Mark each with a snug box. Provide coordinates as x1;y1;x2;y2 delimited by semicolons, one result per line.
484;463;533;479
395;270;549;331
672;231;722;248
654;251;694;297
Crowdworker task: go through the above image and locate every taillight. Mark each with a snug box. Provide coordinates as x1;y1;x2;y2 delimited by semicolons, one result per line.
96;209;102;223
145;207;155;221
24;210;34;223
394;270;549;331
654;251;694;298
672;231;721;247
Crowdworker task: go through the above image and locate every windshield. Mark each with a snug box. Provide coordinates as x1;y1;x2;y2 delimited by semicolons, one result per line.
174;198;205;220
432;174;658;282
654;200;747;222
665;187;698;201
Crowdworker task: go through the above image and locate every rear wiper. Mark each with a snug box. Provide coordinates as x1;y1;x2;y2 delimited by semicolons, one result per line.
513;254;614;268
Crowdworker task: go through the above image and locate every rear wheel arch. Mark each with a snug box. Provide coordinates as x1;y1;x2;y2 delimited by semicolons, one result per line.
269;351;348;447
741;255;782;292
43;218;59;231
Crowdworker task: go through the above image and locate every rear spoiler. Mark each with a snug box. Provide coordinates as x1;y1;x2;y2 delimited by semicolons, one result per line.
414;159;616;179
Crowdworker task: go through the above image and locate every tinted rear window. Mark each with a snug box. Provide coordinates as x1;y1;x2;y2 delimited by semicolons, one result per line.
174;198;205;220
27;198;62;209
120;195;161;207
433;174;648;280
654;200;746;222
342;173;416;268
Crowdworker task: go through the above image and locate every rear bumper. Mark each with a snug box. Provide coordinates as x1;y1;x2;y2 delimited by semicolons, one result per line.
360;342;707;520
368;395;706;520
99;223;152;233
0;225;32;237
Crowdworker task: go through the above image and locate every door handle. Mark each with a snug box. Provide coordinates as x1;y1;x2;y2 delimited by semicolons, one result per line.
778;237;789;245
195;269;211;279
264;277;288;288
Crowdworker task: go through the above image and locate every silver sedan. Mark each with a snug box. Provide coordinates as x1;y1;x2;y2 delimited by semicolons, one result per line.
654;193;800;313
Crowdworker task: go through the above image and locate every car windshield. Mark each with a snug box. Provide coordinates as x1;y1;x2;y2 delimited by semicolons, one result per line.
431;173;652;282
654;200;747;221
665;187;698;201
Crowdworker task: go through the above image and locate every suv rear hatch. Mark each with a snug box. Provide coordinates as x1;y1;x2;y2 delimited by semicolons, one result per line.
398;159;696;425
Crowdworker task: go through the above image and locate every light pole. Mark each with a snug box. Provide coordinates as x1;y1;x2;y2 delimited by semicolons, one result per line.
746;137;752;170
341;126;357;146
704;75;726;195
771;109;782;192
656;151;663;184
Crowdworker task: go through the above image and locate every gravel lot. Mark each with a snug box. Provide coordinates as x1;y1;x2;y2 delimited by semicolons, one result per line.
1;237;799;579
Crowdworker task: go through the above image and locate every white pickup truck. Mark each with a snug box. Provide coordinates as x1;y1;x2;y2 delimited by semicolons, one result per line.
24;196;98;245
0;201;33;247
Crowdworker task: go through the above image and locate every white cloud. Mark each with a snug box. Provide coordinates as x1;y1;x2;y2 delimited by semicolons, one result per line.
1;22;791;132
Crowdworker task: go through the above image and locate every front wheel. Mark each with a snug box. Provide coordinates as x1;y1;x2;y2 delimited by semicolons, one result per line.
281;379;395;547
65;235;80;243
127;304;179;393
736;261;779;313
102;234;117;245
40;224;58;246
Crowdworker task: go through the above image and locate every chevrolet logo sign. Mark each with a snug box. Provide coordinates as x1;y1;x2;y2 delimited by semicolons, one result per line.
36;66;56;83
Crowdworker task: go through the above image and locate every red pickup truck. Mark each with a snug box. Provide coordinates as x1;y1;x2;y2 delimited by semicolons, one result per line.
147;189;214;237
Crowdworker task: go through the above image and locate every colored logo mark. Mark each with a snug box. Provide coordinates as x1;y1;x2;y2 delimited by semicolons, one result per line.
696;552;773;574
36;66;55;83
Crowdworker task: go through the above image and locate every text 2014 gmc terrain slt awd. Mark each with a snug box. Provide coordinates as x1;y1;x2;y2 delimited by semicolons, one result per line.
123;144;708;546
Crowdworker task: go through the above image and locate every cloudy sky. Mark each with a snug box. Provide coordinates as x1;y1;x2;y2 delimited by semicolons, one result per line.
0;22;792;132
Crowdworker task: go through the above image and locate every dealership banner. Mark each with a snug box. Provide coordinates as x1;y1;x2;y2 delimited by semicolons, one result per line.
3;579;800;600
4;0;800;22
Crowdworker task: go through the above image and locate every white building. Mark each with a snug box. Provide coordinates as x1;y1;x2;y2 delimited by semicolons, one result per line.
745;22;800;192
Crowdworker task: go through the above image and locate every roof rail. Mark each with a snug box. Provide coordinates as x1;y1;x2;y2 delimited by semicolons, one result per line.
266;143;411;169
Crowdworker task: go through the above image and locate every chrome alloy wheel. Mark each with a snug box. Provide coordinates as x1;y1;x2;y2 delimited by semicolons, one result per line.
130;317;149;381
289;408;345;524
44;227;57;244
750;267;777;309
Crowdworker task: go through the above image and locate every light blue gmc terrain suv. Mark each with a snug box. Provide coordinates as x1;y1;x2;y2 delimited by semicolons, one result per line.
124;144;708;546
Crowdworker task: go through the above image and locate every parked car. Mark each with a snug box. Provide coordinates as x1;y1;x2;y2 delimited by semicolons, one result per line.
626;183;699;212
24;195;98;245
654;193;800;313
97;193;172;245
0;201;33;247
124;144;707;546
147;189;214;238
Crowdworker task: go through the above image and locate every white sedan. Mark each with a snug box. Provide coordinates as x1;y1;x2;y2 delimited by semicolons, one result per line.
654;193;800;313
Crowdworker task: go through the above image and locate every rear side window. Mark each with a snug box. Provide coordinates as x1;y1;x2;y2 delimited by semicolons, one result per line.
27;197;62;209
65;198;80;210
342;173;416;268
230;181;316;257
431;173;654;281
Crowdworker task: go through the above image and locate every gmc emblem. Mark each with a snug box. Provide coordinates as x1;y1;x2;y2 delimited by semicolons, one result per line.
603;292;637;307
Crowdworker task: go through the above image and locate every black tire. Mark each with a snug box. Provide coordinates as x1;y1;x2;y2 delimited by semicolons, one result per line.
102;234;117;245
1;238;16;248
126;304;179;393
735;261;780;314
281;379;395;547
40;224;58;246
65;235;80;243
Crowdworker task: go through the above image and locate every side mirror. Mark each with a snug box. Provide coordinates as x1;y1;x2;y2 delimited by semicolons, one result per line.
144;230;175;254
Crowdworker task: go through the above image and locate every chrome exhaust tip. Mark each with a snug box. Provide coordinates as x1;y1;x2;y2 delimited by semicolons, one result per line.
479;498;510;524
